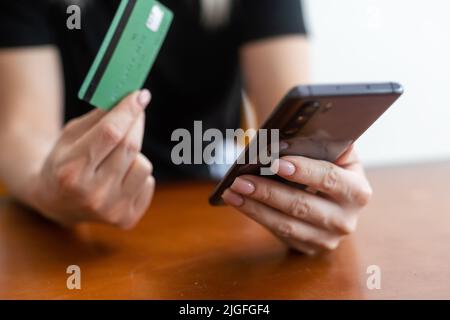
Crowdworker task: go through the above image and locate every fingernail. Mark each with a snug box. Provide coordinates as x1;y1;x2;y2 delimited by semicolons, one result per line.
231;177;255;195
271;159;296;176
137;89;151;109
222;190;244;207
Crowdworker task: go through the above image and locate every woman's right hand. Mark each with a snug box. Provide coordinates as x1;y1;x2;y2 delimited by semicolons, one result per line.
27;90;155;229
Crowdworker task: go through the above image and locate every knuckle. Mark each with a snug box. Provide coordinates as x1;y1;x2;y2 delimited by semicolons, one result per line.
275;222;296;239
301;164;314;178
55;163;81;191
122;97;140;116
124;139;141;154
288;195;311;219
355;183;373;206
322;164;339;191
83;194;104;215
100;123;123;146
257;183;274;203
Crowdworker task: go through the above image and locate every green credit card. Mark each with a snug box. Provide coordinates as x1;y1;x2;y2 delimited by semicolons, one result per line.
78;0;173;110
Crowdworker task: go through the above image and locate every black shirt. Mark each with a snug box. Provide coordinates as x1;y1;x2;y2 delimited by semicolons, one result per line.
0;0;307;181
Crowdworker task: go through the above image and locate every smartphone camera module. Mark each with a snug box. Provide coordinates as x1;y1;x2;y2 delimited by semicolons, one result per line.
282;101;320;137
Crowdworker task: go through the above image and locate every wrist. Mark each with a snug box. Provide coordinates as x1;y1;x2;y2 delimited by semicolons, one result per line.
23;170;48;214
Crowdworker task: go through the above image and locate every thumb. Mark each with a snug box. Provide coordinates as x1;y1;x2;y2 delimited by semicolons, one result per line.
61;89;151;142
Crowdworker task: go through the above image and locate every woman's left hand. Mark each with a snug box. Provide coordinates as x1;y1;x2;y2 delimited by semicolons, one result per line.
222;147;372;255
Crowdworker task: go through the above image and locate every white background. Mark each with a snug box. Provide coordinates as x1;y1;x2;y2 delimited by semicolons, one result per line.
304;0;450;166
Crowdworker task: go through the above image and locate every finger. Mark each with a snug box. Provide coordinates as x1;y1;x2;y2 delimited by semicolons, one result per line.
230;175;356;235
335;145;366;175
134;176;155;212
96;112;145;179
60;108;105;142
222;190;342;251
335;144;356;165
270;156;372;206
74;89;151;168
122;154;153;196
120;176;155;230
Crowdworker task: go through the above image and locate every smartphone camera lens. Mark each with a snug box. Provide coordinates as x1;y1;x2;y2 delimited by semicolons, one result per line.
302;101;320;115
282;102;320;138
296;115;308;125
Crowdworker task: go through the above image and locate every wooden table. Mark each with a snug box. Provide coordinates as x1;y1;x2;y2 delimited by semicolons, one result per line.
0;162;449;299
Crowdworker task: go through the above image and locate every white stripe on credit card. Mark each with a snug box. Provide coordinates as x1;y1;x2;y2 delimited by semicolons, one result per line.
146;4;164;32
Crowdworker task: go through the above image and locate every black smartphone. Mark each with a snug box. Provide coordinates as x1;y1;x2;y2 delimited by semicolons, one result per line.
209;82;404;205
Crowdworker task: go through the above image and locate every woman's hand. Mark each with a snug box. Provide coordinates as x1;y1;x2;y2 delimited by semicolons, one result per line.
222;147;372;255
28;90;155;229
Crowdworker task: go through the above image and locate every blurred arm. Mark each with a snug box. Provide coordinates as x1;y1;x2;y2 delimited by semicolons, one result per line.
240;35;310;127
0;47;63;203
